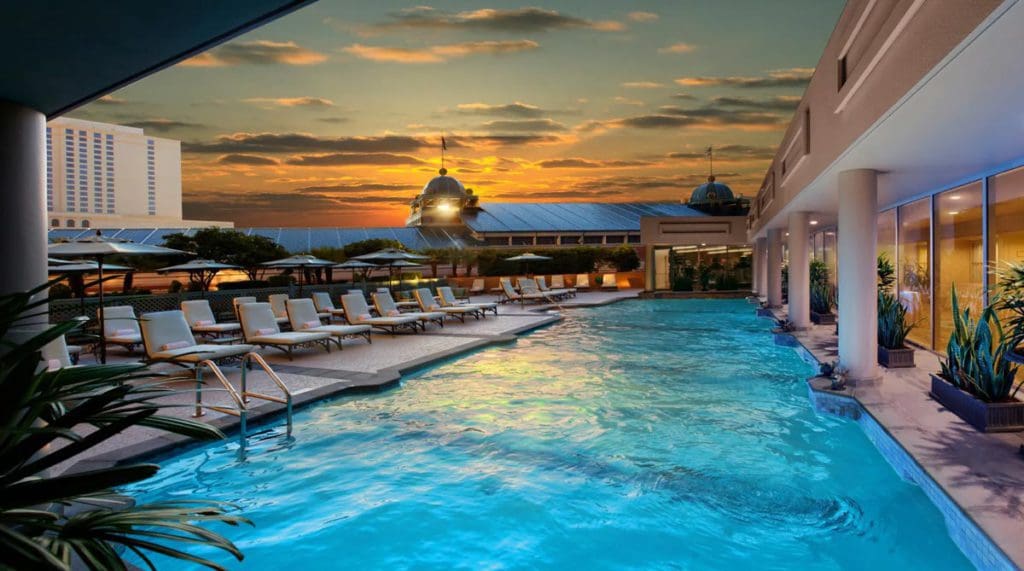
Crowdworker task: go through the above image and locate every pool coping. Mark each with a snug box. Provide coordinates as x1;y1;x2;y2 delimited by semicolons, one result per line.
760;308;1021;571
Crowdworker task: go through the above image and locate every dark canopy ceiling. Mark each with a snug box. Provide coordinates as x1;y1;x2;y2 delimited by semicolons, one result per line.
0;0;315;117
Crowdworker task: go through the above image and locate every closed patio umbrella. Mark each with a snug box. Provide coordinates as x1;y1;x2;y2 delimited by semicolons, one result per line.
504;252;552;276
48;230;188;363
156;259;240;294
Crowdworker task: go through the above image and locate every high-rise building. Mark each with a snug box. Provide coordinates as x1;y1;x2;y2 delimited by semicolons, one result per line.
44;117;230;229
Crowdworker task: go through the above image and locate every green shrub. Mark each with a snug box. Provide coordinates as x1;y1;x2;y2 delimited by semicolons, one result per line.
672;276;694;291
218;280;270;290
48;283;73;299
718;274;740;290
602;245;640;272
267;274;294;287
878;291;913;349
877;254;895;294
996;261;1024;347
168;279;184;293
810;282;834;314
940;286;1021;402
809;259;829;286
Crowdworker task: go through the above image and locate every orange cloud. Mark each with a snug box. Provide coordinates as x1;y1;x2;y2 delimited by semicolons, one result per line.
180;41;326;67
343;40;540;63
659;42;697;54
243;97;334;108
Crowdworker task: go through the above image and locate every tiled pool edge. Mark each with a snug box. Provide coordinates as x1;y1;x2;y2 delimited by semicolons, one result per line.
775;326;1018;570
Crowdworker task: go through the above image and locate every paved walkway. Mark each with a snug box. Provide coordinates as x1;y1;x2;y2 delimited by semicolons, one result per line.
767;303;1024;569
63;289;640;474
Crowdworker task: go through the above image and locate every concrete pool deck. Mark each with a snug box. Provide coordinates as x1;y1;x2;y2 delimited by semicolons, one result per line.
62;289;641;475
764;302;1024;570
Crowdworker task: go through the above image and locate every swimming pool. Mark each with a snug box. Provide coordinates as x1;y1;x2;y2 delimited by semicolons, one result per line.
128;299;971;569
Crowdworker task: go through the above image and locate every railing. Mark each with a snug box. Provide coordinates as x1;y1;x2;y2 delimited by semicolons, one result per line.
192;353;293;444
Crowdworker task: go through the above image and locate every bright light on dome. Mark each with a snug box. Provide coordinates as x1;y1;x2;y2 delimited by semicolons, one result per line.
436;201;456;215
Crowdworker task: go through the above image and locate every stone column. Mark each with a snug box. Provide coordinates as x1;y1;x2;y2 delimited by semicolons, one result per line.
837;169;879;381
751;237;763;294
766;228;784;308
787;211;811;329
0;100;47;318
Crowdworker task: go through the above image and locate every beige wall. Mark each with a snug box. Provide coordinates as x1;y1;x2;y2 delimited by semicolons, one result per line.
749;0;1004;237
641;215;749;247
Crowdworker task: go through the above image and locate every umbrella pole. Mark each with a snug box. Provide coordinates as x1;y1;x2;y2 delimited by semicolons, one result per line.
97;256;106;364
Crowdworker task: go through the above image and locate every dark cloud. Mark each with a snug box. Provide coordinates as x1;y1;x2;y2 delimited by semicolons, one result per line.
455;102;545;118
183;188;411;227
480;119;567;132
712;96;801;112
667;144;776;160
607;105;785;129
184;133;446;154
95;95;128;106
217;154;279;166
297;182;417;194
463;134;565;146
123;118;202;132
537;158;653;169
284;153;426;166
182;41;326;67
373;7;623;33
670;93;698;101
490;189;627;200
675;68;814;89
317;117;349;124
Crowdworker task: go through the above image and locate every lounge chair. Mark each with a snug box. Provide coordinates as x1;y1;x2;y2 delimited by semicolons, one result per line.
438;286;497;316
575;274;591;290
500;278;546;305
602;273;619;289
536;276;571;299
232;296;257;321
101;305;143;354
237;302;332;360
412;288;480;322
489;277;509;294
182;300;241;339
140;310;254;366
340;293;419;335
286;299;371;348
373;291;445;329
549;275;577;297
312;291;346;321
469;279;485;295
41;335;82;370
267;293;294;326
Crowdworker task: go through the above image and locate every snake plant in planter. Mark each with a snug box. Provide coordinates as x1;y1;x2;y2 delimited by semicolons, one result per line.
931;287;1024;432
809;282;836;325
877;291;915;367
996;260;1024;358
0;283;249;570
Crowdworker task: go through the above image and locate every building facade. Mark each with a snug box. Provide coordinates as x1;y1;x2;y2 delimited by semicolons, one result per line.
45;117;230;229
747;0;1024;380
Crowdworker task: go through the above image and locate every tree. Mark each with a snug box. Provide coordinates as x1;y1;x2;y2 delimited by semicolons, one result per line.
602;246;641;272
342;239;405;260
0;283;248;570
162;228;287;282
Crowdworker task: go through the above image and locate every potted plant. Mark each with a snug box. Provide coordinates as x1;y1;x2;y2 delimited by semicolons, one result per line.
931;287;1024;432
877;290;915;367
996;260;1024;361
810;282;836;324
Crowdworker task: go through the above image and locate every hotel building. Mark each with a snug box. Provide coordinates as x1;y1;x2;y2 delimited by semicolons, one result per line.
748;0;1024;380
45;117;230;229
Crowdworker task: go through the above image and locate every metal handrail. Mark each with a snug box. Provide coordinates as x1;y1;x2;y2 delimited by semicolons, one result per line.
194;360;248;444
240;352;293;436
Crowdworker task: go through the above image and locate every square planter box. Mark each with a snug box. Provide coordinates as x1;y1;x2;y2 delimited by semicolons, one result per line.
930;374;1024;432
878;345;915;368
810;311;836;325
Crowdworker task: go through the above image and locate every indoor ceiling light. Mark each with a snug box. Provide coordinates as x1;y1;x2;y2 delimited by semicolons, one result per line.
810;220;819;225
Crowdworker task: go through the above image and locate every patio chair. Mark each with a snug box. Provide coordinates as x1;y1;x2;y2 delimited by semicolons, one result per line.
312;291;346;321
101;305;143;354
602;273;619;290
237;302;332;360
140;310;254;366
489;277;509;294
181;299;241;339
549;275;577;297
267;293;293;326
469;279;486;295
536;276;571;299
286;298;371;348
438;286;497;316
412;288;480;322
575;274;591;290
501;278;546;305
340;293;420;335
41;335;81;370
373;290;445;329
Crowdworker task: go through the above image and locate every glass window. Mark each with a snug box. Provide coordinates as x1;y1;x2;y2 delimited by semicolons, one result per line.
822;231;837;288
989;166;1024;298
898;197;931;347
934;182;984;349
877;209;896;294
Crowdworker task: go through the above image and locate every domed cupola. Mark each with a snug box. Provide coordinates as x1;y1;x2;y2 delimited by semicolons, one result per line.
421;168;467;199
688;175;735;205
407;168;473;227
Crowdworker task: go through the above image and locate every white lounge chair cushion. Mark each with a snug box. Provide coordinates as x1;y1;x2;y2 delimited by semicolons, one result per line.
308;324;372;336
108;334;142;344
248;332;330;345
151;343;255;363
160;340;190;351
301;320;321;330
360;316;419;326
408;311;445;320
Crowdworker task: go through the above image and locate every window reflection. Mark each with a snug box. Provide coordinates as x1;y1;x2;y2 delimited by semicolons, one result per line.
898;198;931;347
934;182;984;349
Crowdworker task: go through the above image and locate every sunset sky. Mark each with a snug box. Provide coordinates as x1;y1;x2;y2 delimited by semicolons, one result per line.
72;0;845;228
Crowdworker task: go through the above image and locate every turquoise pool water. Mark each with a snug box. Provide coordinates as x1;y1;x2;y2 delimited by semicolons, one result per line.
128;299;971;570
